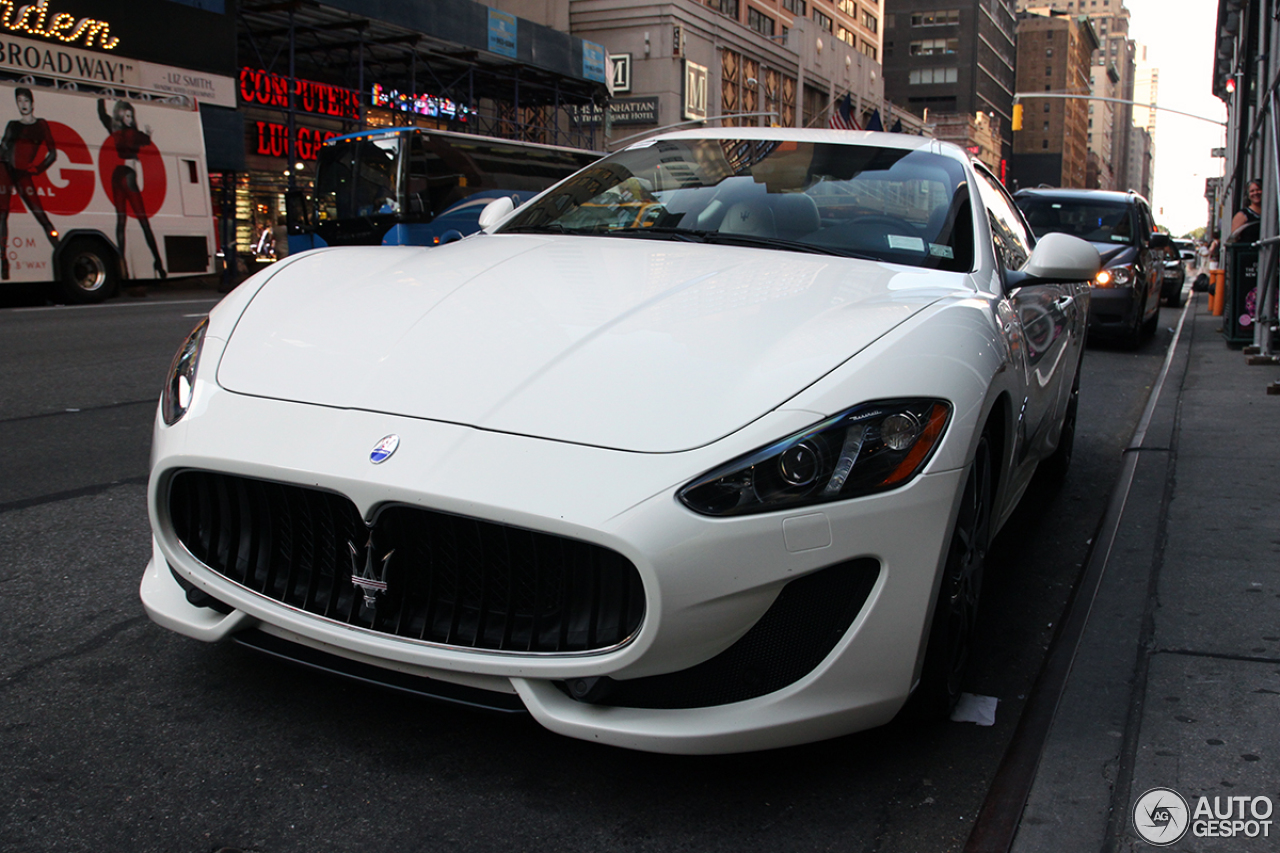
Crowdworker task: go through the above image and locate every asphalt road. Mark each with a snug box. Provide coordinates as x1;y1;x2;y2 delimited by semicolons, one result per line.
0;287;1180;853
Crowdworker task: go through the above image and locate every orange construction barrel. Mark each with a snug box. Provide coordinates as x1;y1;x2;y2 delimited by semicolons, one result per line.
1210;269;1226;316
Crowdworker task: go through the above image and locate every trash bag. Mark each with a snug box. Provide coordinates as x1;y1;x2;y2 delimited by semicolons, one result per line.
1193;272;1210;293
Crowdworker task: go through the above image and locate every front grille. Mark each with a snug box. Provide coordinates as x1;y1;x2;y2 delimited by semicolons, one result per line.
167;470;645;653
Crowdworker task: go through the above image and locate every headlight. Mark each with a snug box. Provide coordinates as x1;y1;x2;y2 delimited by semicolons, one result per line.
1094;264;1134;287
161;318;208;426
678;399;951;517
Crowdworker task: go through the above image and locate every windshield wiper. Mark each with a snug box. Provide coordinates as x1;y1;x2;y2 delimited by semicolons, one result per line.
606;226;708;243
697;232;879;260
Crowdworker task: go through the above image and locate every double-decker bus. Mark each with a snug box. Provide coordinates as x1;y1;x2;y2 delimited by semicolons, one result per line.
0;81;214;303
297;126;600;250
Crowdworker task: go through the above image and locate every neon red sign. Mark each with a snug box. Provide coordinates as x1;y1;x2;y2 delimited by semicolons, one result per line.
239;67;361;120
254;121;338;160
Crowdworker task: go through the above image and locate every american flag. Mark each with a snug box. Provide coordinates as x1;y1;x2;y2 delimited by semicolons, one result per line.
828;93;860;130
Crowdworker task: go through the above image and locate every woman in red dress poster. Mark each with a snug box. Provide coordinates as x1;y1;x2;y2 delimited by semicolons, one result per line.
99;98;165;279
0;87;61;280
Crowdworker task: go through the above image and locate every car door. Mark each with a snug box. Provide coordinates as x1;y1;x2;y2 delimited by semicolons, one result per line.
1136;200;1162;315
972;168;1081;480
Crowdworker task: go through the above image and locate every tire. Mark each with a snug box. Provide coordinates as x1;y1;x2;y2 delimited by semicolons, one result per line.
1121;295;1145;349
908;432;993;719
54;238;119;304
1165;285;1184;308
1141;296;1159;337
1038;382;1078;489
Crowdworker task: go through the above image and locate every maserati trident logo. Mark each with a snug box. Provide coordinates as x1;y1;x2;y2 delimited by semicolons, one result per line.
348;531;394;611
370;434;400;464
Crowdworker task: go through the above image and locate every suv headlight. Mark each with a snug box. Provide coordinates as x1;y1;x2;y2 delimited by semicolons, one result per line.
161;318;208;426
1094;263;1134;287
678;399;951;517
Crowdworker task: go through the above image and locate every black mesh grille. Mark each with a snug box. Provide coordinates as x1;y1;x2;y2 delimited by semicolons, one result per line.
167;470;645;653
589;558;880;709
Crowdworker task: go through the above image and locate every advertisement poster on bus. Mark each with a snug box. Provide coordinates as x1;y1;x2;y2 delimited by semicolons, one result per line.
0;81;213;296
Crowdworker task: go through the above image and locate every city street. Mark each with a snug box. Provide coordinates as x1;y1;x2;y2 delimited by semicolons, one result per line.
0;289;1184;853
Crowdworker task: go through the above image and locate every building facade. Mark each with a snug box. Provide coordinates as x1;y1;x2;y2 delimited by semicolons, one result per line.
882;0;1019;166
1018;0;1138;191
1010;11;1096;189
566;0;916;147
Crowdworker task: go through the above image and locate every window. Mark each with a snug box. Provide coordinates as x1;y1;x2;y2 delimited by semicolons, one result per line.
813;8;833;32
1046;48;1053;57
836;0;856;14
1042;139;1049;148
908;67;958;84
749;8;775;36
911;9;959;26
864;11;878;32
1044;103;1051;112
973;167;1032;272
860;41;877;60
710;0;739;18
837;26;856;46
910;38;958;55
782;0;806;14
1043;121;1050;130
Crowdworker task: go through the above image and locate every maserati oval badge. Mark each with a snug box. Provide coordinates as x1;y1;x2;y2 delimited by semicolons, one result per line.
370;434;400;464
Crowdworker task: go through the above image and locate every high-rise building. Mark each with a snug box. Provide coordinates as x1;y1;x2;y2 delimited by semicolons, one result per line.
1010;10;1098;189
1017;0;1136;190
881;0;1019;164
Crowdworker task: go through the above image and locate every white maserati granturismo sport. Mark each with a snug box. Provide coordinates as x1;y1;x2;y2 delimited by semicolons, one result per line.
141;129;1099;754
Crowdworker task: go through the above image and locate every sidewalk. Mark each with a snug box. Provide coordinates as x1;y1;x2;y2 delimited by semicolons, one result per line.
1011;293;1280;851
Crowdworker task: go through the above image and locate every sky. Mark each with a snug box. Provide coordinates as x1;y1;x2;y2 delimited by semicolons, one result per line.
1124;0;1227;236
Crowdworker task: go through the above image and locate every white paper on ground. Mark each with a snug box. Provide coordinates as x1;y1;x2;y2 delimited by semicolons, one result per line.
950;693;999;726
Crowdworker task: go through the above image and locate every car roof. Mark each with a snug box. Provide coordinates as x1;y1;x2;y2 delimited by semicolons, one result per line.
1013;187;1151;206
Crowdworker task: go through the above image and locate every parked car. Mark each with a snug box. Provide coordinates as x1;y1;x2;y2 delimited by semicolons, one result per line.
1161;243;1188;307
142;129;1097;754
1015;188;1172;344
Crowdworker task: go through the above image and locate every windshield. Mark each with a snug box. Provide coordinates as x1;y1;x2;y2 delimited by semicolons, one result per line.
496;138;974;271
1016;197;1136;245
315;135;402;222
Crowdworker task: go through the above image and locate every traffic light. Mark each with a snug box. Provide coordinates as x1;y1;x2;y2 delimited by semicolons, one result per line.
1012;103;1023;131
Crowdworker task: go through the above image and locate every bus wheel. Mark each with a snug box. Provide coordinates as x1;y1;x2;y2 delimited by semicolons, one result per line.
55;238;119;304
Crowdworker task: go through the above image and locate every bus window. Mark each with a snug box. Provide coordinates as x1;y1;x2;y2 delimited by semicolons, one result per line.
355;136;401;216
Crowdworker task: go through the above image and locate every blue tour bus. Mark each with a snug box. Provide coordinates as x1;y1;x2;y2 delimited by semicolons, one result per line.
291;126;600;252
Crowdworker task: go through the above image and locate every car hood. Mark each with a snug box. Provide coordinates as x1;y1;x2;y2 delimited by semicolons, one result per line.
217;235;959;452
1091;242;1136;267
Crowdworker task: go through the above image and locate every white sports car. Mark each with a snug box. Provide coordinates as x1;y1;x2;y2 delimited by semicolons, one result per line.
141;129;1098;754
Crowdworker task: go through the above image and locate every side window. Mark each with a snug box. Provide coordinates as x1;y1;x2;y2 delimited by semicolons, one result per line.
973;168;1032;271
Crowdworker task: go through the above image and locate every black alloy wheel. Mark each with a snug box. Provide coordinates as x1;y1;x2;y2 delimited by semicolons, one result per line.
908;432;994;719
1038;381;1078;489
55;237;119;304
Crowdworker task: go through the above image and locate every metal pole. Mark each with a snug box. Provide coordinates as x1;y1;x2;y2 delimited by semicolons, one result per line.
358;30;365;129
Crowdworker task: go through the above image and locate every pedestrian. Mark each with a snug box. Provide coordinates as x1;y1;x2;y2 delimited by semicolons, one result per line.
1228;179;1262;241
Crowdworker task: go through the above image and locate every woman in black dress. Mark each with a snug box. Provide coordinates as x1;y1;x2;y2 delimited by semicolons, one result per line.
0;87;60;280
99;98;165;278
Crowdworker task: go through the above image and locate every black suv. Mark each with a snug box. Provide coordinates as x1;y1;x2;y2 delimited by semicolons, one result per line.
1015;189;1173;346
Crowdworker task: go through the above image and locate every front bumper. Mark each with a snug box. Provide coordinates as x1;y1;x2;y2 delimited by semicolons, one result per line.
143;378;966;753
1085;284;1140;335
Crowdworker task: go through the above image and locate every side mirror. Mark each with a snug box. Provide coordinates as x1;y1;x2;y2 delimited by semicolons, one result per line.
1021;232;1101;282
1148;232;1173;249
477;196;515;230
